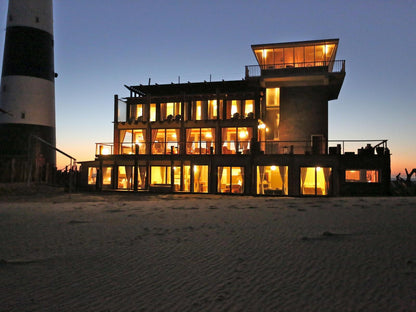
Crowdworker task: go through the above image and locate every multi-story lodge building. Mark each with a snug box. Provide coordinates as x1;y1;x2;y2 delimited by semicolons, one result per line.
79;39;391;196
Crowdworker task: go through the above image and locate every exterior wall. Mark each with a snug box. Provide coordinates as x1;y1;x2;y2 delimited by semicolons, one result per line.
279;86;328;146
79;152;391;196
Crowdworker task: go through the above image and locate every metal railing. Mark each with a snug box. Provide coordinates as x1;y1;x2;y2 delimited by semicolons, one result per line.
245;60;345;78
96;139;388;156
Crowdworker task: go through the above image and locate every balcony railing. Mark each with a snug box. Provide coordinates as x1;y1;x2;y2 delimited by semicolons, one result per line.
95;139;388;156
245;60;345;78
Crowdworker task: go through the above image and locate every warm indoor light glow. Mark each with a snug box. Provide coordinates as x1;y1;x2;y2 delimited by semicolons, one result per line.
231;100;238;116
271;165;276;171
239;131;248;139
258;123;266;129
101;147;110;155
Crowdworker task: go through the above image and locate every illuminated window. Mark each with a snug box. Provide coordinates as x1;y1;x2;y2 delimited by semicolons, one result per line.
257;166;288;195
266;88;280;108
118;166;133;189
208;100;217;119
186;128;215;154
226;100;241;119
150;166;171;185
88;167;97;185
160;102;181;121
194;101;202;120
244;100;254;117
345;170;379;183
150;103;156;122
152;129;180;154
284;47;294;66
300;167;332;196
130;104;143;120
218;166;244;194
193;165;208;193
120;129;146;154
294;47;304;67
102;167;112;185
183;165;191;192
222;127;252;154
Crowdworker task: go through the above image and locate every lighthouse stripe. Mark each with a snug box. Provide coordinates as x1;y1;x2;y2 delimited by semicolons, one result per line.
1;26;54;81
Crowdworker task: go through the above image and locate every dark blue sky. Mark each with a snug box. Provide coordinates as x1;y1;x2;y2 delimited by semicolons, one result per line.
0;0;415;175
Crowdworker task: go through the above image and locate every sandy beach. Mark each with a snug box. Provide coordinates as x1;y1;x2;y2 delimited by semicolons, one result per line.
0;188;415;311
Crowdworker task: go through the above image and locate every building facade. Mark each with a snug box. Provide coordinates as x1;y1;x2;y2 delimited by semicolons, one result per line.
80;39;391;196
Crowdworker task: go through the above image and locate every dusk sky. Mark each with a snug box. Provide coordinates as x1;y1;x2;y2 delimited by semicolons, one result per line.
0;0;415;177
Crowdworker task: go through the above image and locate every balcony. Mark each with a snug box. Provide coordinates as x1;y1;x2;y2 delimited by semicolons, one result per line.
245;60;345;79
95;139;388;157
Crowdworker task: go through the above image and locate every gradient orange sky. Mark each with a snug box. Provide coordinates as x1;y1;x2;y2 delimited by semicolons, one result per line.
1;0;414;178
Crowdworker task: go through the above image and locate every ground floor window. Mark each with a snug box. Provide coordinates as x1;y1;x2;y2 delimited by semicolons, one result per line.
218;166;244;194
300;167;331;195
118;166;147;189
345;169;379;183
150;166;171;185
257;165;288;195
88;168;97;185
193;165;208;193
88;167;112;186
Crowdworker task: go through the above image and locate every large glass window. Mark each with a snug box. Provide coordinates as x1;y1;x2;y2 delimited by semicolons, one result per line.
300;167;332;196
257;166;288;195
160;102;181;121
129;104;143;121
345;170;379;183
208;100;218;120
222;127;252;154
193;165;208;193
173;166;181;191
186;128;215;154
226;100;241;119
117;166;147;190
120;129;146;154
151;129;180;154
194;101;202;121
284;47;294;67
118;166;133;189
254;42;337;69
102;167;113;186
88;167;97;185
266;88;280;108
150;103;156;122
244;100;254;118
150;166;171;185
218;167;244;194
183;165;191;192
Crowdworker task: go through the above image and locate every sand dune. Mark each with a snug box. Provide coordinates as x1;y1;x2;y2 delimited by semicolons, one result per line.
0;193;415;311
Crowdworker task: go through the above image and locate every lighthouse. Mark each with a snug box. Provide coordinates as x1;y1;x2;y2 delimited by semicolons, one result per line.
0;0;56;166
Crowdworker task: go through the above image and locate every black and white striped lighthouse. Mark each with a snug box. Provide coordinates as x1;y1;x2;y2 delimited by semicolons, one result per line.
0;0;56;165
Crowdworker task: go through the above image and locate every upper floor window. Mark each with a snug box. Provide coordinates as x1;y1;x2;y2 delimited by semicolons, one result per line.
222;127;253;154
160;102;181;121
186;128;215;154
208;100;218;120
244;100;254;118
150;103;157;122
226;100;241;119
130;104;143;121
120;129;146;154
151;128;180;154
266;88;280;109
254;42;337;68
